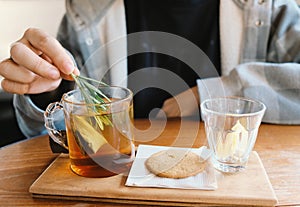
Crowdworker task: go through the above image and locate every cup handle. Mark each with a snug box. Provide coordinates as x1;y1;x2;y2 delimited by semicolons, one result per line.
44;102;68;150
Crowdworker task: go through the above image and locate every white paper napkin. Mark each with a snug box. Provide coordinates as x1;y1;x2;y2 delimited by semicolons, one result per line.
125;145;217;190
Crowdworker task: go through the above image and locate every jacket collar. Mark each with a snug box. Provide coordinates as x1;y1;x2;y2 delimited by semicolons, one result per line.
66;0;115;30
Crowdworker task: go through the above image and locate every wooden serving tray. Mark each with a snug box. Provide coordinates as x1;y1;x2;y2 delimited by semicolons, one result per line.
29;152;277;206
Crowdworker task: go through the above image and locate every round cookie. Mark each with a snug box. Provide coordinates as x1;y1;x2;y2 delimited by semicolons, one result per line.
145;149;206;179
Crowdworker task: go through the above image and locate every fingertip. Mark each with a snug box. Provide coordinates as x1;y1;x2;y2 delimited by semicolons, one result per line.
73;67;80;75
62;61;76;75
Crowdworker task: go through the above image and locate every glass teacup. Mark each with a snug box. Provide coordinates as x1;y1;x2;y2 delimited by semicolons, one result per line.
201;97;266;173
44;86;135;178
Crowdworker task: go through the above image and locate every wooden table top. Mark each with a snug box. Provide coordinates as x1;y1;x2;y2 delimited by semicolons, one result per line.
0;118;299;206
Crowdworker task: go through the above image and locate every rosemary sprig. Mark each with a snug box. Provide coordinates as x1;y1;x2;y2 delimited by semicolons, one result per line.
70;73;113;130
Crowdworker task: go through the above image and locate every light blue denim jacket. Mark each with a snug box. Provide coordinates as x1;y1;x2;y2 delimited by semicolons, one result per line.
14;0;300;138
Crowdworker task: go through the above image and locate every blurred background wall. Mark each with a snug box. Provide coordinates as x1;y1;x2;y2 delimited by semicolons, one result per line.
0;0;65;146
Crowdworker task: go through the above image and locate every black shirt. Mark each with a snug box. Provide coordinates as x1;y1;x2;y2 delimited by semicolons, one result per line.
125;0;220;118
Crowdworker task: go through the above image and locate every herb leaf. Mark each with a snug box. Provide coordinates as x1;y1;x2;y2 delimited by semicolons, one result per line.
70;73;113;130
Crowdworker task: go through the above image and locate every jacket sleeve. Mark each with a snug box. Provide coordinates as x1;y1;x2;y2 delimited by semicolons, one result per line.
198;62;300;125
198;1;300;125
13;79;75;138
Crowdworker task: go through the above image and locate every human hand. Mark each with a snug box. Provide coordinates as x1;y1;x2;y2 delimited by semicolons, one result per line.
156;86;200;118
0;28;79;94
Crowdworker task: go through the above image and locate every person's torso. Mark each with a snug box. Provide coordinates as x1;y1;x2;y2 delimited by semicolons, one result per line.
125;0;221;118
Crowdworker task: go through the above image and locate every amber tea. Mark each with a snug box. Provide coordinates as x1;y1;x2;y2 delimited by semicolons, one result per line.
45;87;135;178
67;105;134;177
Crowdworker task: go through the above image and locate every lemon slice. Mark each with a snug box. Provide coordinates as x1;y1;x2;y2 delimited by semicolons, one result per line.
231;120;249;156
72;115;108;154
216;120;248;158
